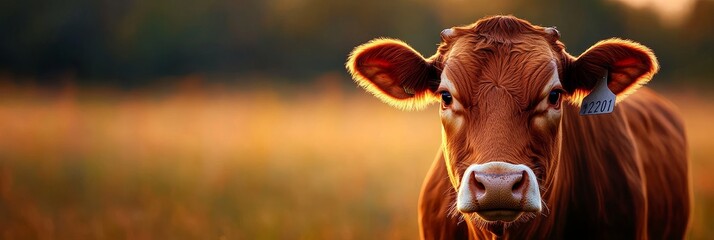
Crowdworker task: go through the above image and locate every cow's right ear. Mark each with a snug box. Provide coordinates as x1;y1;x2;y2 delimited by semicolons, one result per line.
346;38;441;110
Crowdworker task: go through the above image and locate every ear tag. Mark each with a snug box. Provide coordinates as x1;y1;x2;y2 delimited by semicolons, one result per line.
580;73;616;115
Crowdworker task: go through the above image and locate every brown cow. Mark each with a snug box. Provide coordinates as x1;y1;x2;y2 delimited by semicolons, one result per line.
346;16;689;239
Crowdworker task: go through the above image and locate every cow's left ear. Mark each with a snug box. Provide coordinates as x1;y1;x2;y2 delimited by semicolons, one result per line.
563;38;659;104
346;38;441;110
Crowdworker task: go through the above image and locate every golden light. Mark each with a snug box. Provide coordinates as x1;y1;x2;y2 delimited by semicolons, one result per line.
612;0;699;26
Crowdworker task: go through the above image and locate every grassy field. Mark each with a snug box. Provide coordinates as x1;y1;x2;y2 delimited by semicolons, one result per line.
0;77;712;239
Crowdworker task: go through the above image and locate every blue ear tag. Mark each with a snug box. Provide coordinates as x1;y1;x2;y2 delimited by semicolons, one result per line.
580;72;616;115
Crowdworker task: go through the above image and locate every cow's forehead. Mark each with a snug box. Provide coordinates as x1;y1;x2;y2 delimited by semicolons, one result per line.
441;38;558;108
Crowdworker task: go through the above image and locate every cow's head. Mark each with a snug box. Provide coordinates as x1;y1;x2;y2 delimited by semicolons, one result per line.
346;16;657;234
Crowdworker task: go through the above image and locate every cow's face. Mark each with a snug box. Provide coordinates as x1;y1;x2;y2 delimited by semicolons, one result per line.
435;25;564;228
347;15;657;235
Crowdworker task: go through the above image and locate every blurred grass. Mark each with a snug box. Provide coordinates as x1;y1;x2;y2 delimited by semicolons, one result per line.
0;76;712;239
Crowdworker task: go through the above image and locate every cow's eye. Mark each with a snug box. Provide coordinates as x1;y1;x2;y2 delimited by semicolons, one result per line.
548;89;562;108
441;91;453;106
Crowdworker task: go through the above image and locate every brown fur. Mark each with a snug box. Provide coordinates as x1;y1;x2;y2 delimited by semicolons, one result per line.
346;15;689;239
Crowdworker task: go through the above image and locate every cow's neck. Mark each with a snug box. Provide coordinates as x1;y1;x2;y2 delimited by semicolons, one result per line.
535;102;646;238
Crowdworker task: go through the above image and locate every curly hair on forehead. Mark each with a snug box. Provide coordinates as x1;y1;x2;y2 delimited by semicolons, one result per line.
437;15;564;57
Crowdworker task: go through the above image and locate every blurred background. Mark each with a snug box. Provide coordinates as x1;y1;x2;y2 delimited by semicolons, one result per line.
0;0;712;239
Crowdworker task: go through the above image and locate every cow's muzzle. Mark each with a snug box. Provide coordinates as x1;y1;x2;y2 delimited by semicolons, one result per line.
456;162;542;222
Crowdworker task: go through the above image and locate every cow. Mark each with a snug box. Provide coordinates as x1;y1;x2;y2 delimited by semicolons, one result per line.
346;15;689;239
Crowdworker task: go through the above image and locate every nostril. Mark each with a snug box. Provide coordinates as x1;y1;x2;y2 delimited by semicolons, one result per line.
475;180;486;192
470;172;487;196
511;178;523;192
512;171;527;193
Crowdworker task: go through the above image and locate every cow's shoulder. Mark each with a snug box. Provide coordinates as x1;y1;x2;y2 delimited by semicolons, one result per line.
617;87;691;238
619;87;686;141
